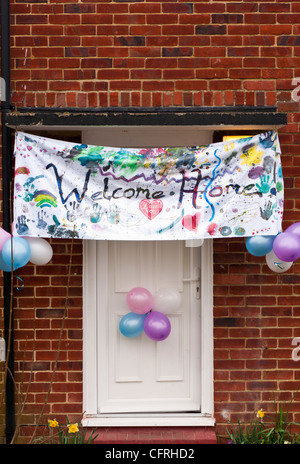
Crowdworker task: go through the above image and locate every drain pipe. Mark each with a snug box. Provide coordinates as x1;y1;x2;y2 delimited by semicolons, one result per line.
1;0;16;444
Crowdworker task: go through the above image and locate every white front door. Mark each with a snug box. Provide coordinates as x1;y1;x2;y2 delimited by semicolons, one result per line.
96;240;201;414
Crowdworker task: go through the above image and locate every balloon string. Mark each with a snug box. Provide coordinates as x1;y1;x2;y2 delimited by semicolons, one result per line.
16;276;24;291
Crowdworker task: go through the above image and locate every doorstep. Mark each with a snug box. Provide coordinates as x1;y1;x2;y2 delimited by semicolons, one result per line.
90;426;217;444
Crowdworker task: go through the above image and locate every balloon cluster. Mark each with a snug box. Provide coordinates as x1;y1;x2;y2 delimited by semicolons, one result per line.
245;223;300;273
119;287;181;341
0;227;53;271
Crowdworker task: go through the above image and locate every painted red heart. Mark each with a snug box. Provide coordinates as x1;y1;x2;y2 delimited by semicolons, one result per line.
182;212;201;232
139;199;163;220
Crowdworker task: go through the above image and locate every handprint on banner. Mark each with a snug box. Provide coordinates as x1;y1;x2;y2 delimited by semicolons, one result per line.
16;215;29;235
260;200;273;220
90;203;103;223
256;174;274;194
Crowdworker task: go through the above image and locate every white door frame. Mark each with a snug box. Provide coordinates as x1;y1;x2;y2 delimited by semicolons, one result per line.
82;238;214;427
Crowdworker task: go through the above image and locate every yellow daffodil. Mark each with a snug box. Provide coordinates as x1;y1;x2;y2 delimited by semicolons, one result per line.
257;409;265;419
68;423;79;434
48;419;59;428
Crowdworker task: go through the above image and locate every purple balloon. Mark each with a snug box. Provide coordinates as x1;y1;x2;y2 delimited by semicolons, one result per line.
126;287;154;314
286;222;300;238
144;311;171;341
273;232;300;262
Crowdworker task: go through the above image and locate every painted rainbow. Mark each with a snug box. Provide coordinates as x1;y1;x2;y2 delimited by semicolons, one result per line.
33;190;57;208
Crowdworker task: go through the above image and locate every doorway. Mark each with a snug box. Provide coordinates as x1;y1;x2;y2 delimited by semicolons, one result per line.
82;126;214;427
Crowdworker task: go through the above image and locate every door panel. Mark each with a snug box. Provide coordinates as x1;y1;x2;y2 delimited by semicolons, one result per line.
97;240;201;414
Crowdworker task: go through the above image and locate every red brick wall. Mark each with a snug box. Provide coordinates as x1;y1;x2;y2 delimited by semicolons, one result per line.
3;0;300;443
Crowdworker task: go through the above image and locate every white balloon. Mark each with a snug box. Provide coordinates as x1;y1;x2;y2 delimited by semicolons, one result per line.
153;287;182;313
266;249;293;273
25;237;53;265
185;239;204;248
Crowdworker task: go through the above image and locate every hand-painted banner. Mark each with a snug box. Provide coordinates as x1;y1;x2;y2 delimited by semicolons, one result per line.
13;130;284;241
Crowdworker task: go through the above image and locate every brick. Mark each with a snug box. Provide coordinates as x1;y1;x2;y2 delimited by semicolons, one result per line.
244;13;276;24
66;47;97;57
130;25;161;35
81;58;112;68
162;25;194;35
196;25;226;35
244;36;274;46
210;80;241;90
243;80;275;91
81;14;113;24
260;25;292;35
277;14;300;23
244;57;275;67
115;14;146;24
259;3;290;13
64;4;95;13
261;46;292;56
147;36;178;46
162;47;193;57
178;57;209;68
49;14;81;24
143;81;174;91
175;81;207;90
211;57;243;68
212;14;243;23
228;25;259;35
230;68;261;79
180;14;210;24
179;36;210;46
66;25;97;36
31;25;64;35
129;3;160;13
147;14;177;24
130;47;160;57
277;57;300;68
228;47;259;57
162;3;193;13
196;69;228;79
131;69;161;79
194;3;225;13
16;14;47;24
98;25;129;35
194;46;225;57
116;36;145;46
145;58;178;68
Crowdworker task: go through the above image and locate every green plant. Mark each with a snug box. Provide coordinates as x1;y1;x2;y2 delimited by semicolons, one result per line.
259;398;300;444
226;413;265;445
226;397;300;445
34;416;99;444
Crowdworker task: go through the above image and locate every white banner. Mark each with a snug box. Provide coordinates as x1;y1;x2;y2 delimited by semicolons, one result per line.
13;130;283;240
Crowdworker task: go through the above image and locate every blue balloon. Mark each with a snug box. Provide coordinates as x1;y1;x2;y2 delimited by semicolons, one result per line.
0;252;13;271
2;237;31;270
246;235;276;257
119;312;147;338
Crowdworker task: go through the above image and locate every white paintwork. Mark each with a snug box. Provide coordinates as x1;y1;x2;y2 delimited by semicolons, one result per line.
82;127;214;426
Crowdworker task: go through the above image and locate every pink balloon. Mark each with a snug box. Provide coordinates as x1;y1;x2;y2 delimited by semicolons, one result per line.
0;228;11;251
144;311;171;341
126;287;154;314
